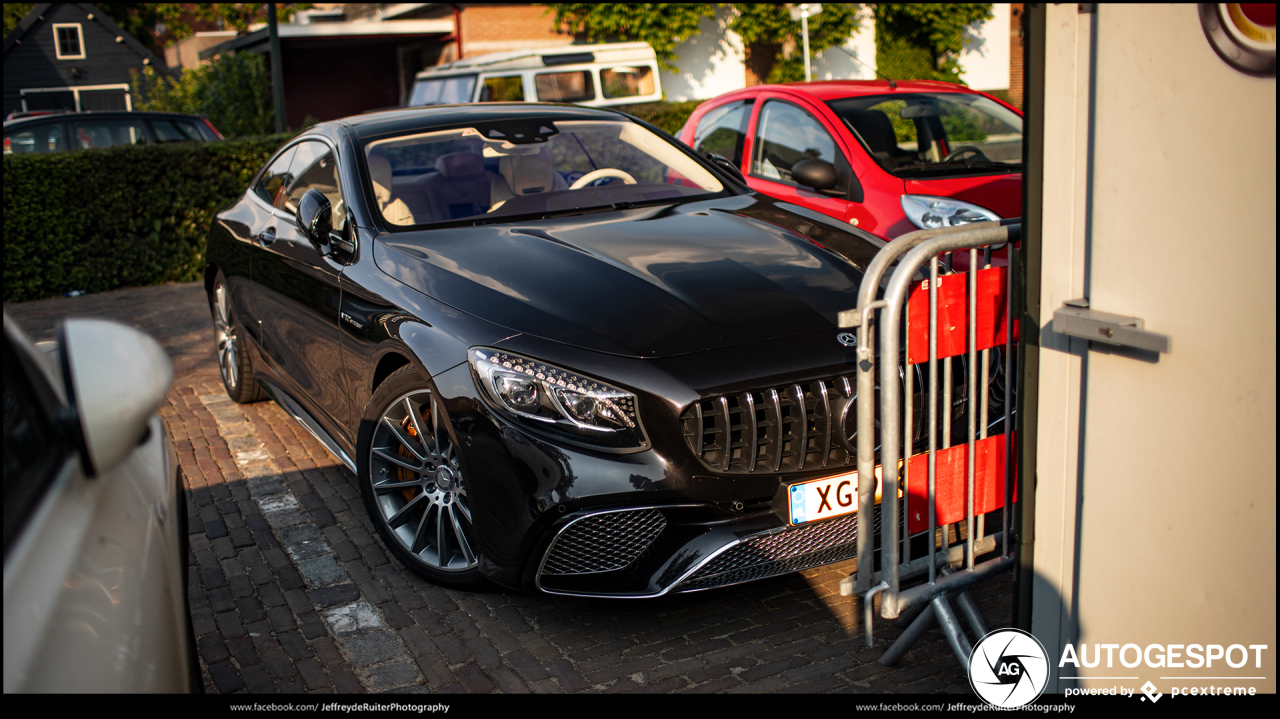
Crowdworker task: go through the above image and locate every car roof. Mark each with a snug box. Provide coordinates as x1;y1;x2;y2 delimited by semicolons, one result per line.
722;79;986;101
330;102;640;140
3;110;207;129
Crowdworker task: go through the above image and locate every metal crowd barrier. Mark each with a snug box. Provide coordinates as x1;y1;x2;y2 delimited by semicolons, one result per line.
836;220;1021;671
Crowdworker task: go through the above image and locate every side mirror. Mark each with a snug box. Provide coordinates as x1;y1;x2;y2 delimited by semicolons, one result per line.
58;319;173;477
296;188;333;248
705;152;746;185
791;158;839;193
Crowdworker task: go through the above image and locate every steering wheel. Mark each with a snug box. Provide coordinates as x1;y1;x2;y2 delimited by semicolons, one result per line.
569;168;637;190
941;145;990;164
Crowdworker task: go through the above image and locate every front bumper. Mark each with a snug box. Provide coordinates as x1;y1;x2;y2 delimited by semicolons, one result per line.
533;501;879;597
430;329;892;598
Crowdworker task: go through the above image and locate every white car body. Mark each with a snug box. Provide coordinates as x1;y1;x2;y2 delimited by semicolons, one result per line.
3;314;191;693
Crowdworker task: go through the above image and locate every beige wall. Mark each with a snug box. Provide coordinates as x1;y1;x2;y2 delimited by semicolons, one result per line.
1032;3;1275;696
164;31;236;70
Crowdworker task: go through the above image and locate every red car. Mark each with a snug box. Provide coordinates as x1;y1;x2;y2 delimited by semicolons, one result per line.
678;80;1022;240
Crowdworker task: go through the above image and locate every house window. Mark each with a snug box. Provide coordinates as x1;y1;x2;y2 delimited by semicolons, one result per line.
53;24;85;60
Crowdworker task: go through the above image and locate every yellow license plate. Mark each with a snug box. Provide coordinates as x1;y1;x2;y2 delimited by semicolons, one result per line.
787;467;883;525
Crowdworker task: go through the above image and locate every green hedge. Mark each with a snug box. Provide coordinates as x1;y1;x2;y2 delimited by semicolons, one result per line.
3;135;289;303
2;105;703;304
615;100;702;137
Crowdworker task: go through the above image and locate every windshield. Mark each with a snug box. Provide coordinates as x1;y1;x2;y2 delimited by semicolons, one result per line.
364;119;725;227
826;93;1022;179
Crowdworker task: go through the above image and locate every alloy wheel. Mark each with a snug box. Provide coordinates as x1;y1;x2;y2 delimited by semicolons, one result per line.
213;283;239;390
367;389;477;573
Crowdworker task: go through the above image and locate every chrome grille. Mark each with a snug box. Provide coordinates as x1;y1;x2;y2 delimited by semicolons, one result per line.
678;360;998;476
541;508;667;576
675;507;881;592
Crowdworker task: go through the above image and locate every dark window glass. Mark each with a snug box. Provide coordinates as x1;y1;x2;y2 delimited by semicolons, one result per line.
3;337;66;555
254;145;298;208
693;100;753;166
55;25;82;57
751;101;841;185
284;141;345;231
78;89;129;112
479;76;524;102
535;71;594;103
150;119;204;143
72;118;147;149
600;66;655;99
4;124;65;154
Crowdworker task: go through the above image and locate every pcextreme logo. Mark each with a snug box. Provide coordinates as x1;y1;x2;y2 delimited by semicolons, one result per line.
969;629;1050;708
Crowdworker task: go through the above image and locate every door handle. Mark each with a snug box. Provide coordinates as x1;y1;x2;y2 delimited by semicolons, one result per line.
257;227;277;246
1053;299;1171;354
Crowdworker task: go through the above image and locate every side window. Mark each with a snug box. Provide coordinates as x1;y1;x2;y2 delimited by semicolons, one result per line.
53;24;84;59
150;119;204;143
71;118;147;150
600;66;656;99
693;100;753;167
4;123;64;154
3;337;67;554
751;101;843;187
254;145;298;208
479;75;524;102
284;141;345;231
535;71;594;103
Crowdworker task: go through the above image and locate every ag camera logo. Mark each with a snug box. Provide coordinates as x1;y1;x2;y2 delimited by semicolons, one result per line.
969;629;1049;708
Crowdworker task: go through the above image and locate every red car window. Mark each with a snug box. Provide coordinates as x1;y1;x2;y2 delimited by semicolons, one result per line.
750;100;843;187
692;99;753;167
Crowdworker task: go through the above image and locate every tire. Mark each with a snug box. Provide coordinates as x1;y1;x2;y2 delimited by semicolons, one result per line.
210;274;265;403
357;365;486;589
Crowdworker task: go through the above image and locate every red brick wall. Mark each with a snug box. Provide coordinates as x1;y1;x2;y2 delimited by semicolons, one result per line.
460;4;573;58
1009;4;1025;108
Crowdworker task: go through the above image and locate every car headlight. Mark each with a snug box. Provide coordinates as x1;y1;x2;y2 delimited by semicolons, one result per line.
901;194;1000;230
468;348;648;450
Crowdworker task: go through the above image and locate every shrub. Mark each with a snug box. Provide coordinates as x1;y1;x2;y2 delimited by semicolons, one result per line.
3;135;289;302
131;52;275;137
614;100;702;137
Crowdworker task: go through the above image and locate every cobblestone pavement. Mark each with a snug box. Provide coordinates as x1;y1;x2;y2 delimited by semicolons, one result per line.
6;282;1014;695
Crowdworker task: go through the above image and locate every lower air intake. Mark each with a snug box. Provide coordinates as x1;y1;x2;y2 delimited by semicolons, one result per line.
674;508;881;592
541;508;667;576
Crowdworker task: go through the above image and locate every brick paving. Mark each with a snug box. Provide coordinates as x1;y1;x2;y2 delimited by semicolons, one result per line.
5;281;1014;694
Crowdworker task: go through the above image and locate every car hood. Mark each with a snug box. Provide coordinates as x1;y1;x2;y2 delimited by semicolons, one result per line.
904;174;1023;221
373;196;878;358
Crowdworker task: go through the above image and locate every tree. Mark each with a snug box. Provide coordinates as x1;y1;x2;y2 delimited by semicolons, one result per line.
131;51;275;137
4;4;36;37
544;4;716;73
728;4;864;84
873;4;994;84
545;4;864;83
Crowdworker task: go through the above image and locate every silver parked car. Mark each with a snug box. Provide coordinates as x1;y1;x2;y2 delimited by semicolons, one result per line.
3;313;194;692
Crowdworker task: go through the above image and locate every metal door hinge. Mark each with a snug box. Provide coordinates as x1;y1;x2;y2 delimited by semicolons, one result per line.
1053;299;1171;354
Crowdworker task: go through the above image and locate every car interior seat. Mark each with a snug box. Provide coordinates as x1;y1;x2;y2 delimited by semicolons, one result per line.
488;146;568;212
367;152;417;226
846;109;916;170
421;152;496;221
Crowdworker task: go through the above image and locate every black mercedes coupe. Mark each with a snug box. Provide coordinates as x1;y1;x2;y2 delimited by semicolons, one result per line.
204;102;899;597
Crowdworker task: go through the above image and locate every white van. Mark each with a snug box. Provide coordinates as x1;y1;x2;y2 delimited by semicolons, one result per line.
407;42;662;108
